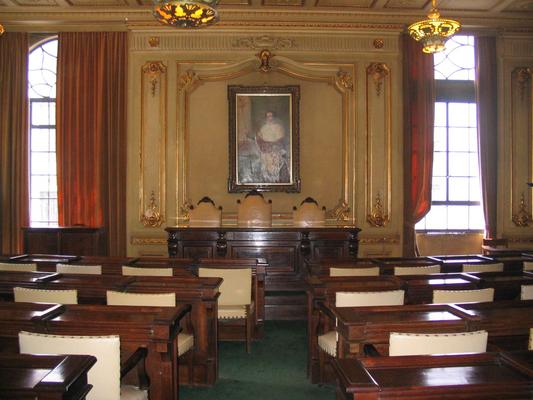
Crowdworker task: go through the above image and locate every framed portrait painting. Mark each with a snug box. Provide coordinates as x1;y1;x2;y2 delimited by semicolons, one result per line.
228;85;301;193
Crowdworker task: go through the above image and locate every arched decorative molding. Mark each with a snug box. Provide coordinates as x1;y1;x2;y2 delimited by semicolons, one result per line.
176;50;355;223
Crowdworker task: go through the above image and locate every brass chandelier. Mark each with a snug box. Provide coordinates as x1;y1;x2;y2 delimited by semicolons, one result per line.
408;0;461;54
153;0;219;29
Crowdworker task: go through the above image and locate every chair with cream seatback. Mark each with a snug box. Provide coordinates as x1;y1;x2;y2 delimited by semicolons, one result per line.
317;290;405;382
106;290;195;377
0;263;37;272
521;285;533;300
523;261;533;271
389;330;488;356
13;286;78;304
432;288;494;303
188;197;222;227
19;331;148;400
56;263;102;275
198;266;254;353
121;266;173;277
462;263;504;273
393;265;441;276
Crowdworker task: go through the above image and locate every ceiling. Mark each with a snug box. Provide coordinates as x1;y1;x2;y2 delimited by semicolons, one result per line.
1;0;533;32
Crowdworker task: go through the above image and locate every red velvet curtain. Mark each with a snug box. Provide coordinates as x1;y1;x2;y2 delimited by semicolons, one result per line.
0;33;29;254
475;37;498;239
57;32;127;256
402;36;435;256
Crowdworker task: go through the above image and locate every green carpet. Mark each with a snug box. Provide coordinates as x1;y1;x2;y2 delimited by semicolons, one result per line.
180;320;335;400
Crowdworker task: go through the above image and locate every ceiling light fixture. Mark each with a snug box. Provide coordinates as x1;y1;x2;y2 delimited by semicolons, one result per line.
408;0;461;54
153;0;219;29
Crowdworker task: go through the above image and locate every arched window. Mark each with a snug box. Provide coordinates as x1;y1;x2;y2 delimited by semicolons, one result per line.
28;38;57;226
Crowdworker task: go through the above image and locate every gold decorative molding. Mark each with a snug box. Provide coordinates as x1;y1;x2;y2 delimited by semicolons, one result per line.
179;200;194;222
335;70;354;91
515;67;532;101
367;193;389;227
325;199;351;222
373;38;384;49
130;237;168;246
142;61;166;97
512;193;532;227
232;35;295;50
177;70;199;93
258;49;273;73
141;191;164;228
359;236;400;245
148;36;160;48
366;62;389;97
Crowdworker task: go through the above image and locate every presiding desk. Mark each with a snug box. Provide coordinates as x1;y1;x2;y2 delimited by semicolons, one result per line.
333;351;533;400
0;353;96;400
0;301;191;400
166;225;361;319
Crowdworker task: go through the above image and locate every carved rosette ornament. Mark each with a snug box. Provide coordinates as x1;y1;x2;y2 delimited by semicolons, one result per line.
179;201;194;222
148;36;160;48
336;70;354;91
514;67;532;101
141;191;164;228
367;193;389;227
142;62;166;97
178;70;198;93
512;193;532;227
367;62;389;97
326;199;351;222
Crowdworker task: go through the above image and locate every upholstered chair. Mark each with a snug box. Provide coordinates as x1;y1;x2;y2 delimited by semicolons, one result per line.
56;263;102;275
121;266;173;277
317;290;404;381
19;331;148;400
105;290;195;380
329;266;380;277
237;190;272;227
0;262;37;272
393;264;441;276
389;330;488;356
432;288;494;304
462;263;504;273
292;197;326;227
198;267;254;353
13;286;78;304
523;261;533;271
189;197;222;227
521;285;533;300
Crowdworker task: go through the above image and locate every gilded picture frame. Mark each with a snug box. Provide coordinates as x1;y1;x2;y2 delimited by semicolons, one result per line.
228;85;301;193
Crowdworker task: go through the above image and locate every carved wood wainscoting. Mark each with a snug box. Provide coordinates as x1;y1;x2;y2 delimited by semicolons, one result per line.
166;226;360;319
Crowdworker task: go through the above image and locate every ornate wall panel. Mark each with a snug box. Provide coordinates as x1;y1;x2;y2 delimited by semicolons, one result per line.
365;62;391;228
139;61;167;227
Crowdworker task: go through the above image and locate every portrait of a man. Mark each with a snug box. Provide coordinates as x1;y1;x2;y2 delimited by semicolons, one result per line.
228;85;300;193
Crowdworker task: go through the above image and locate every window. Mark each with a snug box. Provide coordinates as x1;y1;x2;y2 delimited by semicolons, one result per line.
416;36;485;231
28;38;58;226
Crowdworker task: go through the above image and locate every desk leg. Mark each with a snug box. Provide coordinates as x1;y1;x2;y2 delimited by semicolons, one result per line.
147;343;179;400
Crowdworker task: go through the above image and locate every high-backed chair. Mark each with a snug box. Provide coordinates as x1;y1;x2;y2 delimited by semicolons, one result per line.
523;261;533;271
329;266;380;277
389;330;488;356
462;263;504;273
13;286;78;304
237;191;272;227
56;263;102;275
432;288;494;304
198;267;254;353
521;285;533;300
188;197;222;227
0;262;37;272
393;264;441;276
317;290;404;381
121;266;173;277
106;291;194;358
19;331;148;400
292;197;326;227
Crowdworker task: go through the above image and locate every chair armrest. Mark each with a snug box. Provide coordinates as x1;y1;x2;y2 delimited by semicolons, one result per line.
120;347;149;390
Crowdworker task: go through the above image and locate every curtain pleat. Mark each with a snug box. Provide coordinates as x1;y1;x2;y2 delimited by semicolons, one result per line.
475;37;498;239
402;36;435;256
57;32;127;256
0;33;29;254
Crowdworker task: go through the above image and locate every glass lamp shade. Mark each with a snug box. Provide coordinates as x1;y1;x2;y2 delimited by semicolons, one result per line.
408;8;461;54
153;0;219;28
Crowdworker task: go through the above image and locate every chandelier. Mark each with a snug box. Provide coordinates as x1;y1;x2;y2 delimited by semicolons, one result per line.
407;0;461;54
153;0;219;29
0;24;4;36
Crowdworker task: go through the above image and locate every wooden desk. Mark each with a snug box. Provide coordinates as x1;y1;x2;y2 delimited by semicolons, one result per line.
0;353;96;400
21;227;106;256
0;271;221;386
166;225;361;319
0;301;190;400
333;351;533;400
